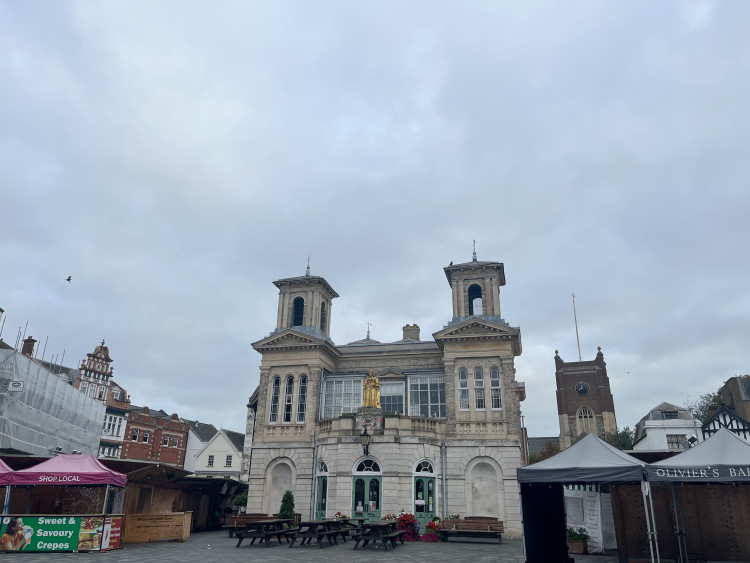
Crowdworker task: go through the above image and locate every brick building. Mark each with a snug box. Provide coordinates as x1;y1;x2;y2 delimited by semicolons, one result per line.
122;406;189;467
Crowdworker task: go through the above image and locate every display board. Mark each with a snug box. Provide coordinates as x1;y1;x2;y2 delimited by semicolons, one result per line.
0;515;123;552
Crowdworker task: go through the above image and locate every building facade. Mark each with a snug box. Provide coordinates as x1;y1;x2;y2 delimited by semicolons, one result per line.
121;406;189;467
193;429;245;481
245;255;527;534
632;402;701;451
73;341;131;459
555;347;617;450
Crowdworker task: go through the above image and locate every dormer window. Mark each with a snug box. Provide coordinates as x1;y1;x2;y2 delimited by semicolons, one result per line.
663;411;678;420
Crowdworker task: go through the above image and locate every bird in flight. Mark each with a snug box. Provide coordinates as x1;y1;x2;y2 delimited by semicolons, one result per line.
65;276;72;282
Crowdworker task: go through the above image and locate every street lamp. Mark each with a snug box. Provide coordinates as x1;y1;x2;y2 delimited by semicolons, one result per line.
360;425;371;456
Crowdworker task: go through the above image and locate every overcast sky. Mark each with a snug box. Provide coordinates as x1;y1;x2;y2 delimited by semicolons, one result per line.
2;1;748;437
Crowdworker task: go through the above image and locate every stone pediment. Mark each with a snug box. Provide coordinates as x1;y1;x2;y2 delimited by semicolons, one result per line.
433;318;521;354
252;329;338;356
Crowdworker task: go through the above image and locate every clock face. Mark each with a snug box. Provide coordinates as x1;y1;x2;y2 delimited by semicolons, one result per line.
575;381;590;395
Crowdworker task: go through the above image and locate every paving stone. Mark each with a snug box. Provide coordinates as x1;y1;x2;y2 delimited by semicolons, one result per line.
13;529;619;563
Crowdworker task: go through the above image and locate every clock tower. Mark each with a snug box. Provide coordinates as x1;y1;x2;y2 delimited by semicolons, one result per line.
555;347;617;450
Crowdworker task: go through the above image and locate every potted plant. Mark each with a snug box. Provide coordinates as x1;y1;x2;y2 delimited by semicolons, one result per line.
566;526;590;554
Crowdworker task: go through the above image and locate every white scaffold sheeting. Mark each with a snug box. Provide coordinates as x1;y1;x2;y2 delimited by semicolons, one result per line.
0;349;104;455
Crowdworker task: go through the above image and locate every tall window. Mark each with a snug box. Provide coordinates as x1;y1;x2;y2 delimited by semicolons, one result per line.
468;284;483;316
408;377;446;418
225;455;233;467
131;428;139;442
458;369;469;410
172;436;179;447
98;386;106;399
208;455;214;467
269;377;281;423
320;303;327;331
163;435;170;446
80;381;88;394
474;368;486;410
283;376;294;423
322;379;362;418
292;297;304;326
490;367;501;409
380;382;405;414
142;430;150;443
297;376;308;423
577;406;595;435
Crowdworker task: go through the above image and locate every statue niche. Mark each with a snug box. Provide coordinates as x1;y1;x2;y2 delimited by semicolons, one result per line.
362;371;381;409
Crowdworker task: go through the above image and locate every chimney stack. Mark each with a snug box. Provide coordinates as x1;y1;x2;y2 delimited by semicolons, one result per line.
402;324;420;341
22;336;37;357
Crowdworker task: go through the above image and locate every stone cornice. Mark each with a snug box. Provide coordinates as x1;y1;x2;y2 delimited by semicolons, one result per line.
252;328;341;359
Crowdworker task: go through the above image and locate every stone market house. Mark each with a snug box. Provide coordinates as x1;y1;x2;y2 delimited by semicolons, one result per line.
244;254;527;534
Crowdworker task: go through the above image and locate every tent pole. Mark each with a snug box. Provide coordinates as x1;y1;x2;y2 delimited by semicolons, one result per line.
3;486;10;514
646;482;661;563
641;482;656;563
672;485;687;562
103;485;110;515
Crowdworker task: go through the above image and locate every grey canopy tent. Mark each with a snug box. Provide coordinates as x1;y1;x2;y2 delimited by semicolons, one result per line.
643;428;750;562
646;427;750;483
517;433;651;563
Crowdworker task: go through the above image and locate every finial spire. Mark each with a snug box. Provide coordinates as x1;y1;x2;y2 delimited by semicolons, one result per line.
472;240;477;262
306;255;311;276
366;321;372;339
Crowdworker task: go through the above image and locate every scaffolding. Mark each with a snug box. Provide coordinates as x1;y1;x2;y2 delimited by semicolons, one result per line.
0;349;105;455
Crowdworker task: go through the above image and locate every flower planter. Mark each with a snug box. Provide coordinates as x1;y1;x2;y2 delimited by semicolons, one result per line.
567;539;588;554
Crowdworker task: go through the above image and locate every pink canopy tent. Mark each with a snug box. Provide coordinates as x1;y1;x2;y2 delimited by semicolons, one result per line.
0;459;13;486
10;454;126;487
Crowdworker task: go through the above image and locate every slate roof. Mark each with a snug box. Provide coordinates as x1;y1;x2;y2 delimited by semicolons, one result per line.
184;419;218;442
223;430;246;452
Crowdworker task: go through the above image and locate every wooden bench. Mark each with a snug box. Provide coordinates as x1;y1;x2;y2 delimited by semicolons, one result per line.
223;514;271;537
439;518;504;543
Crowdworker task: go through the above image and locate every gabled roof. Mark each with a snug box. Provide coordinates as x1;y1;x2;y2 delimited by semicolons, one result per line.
183;419;219;442
195;428;245;459
223;430;246;452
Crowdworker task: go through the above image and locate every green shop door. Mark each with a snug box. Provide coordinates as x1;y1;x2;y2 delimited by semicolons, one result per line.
414;476;435;530
352;476;381;522
316;476;328;520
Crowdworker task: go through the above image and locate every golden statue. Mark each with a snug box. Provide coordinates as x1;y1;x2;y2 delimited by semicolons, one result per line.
362;371;381;408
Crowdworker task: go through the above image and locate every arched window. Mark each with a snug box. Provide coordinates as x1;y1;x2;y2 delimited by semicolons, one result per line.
490;367;501;409
292;297;304;326
415;460;434;473
577;406;596;435
458;369;469;410
468;284;483;316
283;376;294;423
356;460;381;472
297;375;308;423
320;302;327;331
474;368;485;410
269;377;281;423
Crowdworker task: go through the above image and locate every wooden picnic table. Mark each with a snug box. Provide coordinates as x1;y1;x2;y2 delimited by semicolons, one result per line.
352;520;405;551
235;519;293;548
288;520;343;548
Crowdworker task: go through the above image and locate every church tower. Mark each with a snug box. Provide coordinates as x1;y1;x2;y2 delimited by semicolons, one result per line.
555;347;617;449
